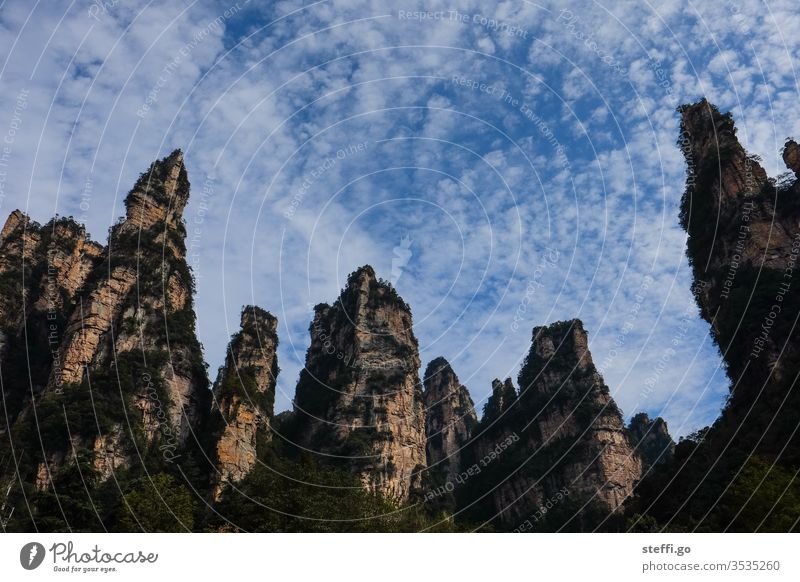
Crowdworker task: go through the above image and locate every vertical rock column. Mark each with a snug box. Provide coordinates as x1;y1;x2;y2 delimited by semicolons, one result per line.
209;306;279;500
293;265;427;501
422;357;477;482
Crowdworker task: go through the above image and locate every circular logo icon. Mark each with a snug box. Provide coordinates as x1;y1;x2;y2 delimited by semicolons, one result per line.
20;542;46;570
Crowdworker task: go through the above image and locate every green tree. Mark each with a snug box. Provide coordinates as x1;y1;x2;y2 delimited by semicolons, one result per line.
116;473;195;532
719;456;800;532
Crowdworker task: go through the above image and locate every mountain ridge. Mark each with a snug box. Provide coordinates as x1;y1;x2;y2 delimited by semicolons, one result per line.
3;97;798;531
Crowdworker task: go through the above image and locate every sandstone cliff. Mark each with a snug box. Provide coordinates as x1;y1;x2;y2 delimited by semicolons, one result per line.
628;102;800;531
55;150;206;447
0;212;103;426
0;150;209;510
292;265;427;501
209;305;279;500
422;357;477;482
678;100;800;461
464;320;642;528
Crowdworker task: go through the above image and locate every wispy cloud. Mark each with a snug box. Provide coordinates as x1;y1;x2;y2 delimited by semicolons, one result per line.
1;0;797;436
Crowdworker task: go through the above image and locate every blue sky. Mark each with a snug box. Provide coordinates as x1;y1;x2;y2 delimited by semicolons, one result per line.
1;0;798;437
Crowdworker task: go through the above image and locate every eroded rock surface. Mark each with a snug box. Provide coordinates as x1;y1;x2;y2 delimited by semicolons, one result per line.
293;266;426;501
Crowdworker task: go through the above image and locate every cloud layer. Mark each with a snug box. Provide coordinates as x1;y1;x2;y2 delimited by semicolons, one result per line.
2;0;798;437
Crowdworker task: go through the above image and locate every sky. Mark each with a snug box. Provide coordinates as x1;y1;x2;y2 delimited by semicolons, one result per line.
0;0;798;438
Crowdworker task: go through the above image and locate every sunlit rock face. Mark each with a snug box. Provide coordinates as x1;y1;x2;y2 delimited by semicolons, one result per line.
209;306;279;501
292;266;427;501
1;150;209;496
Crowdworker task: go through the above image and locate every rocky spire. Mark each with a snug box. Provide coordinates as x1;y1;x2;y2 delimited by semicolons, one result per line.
679;99;768;208
483;377;517;422
18;149;208;492
55;149;194;389
627;102;800;531
679;101;798;289
209;306;279;500
471;320;642;526
120;149;190;234
627;412;675;469
526;320;641;503
292;265;426;501
0;212;103;425
422;357;477;482
679;101;800;430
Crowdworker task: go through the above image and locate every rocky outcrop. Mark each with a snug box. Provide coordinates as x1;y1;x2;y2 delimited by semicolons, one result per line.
483;377;517;423
0;149;209;505
209;306;279;500
0;211;42;367
423;357;477;482
120;149;190;233
292;265;427;501
92;427;129;482
104;150;206;446
468;320;642;526
678;100;800;461
679;100;796;280
627;412;675;469
783;139;800;179
0;213;104;426
56;266;138;386
626;102;800;530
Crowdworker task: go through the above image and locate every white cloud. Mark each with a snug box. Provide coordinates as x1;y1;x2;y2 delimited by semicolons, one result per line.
2;0;798;438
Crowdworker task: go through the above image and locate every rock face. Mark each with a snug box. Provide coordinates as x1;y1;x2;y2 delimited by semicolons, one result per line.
483;377;517;423
95;150;206;446
680;100;795;283
467;320;642;526
0;150;210;506
782;139;800;179
678;100;800;461
0;212;103;424
629;103;800;530
627;412;675;469
56;266;138;387
423;357;477;482
292;265;427;501
209;305;279;500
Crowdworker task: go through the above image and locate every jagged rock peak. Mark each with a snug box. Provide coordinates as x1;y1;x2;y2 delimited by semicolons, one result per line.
217;305;279;411
210;305;279;500
678;99;768;202
123;148;190;231
240;304;277;331
483;377;517;421
424;357;457;385
783;139;800;178
529;319;593;374
1;209;33;241
0;210;40;267
423;357;477;480
506;319;642;518
348;263;376;284
334;264;412;315
332;264;378;302
293;264;425;501
0;210;103;377
628;412;675;468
